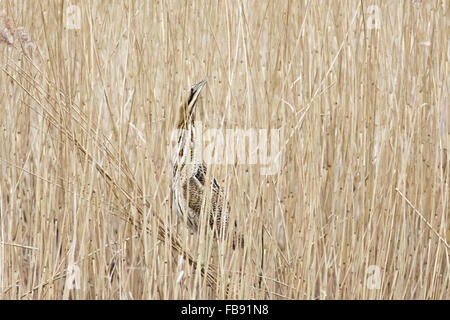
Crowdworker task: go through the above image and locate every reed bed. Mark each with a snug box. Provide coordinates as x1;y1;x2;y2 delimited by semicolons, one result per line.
0;0;448;299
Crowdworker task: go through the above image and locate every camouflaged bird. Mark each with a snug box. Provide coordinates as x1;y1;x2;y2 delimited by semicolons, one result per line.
172;80;242;247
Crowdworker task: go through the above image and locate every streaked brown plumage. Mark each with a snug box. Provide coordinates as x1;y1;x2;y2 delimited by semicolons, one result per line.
172;80;242;247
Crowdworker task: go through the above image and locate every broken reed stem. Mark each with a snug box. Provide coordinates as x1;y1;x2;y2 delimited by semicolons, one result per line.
395;188;450;250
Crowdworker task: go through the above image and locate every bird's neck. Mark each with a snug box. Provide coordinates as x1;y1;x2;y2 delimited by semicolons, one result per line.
173;121;203;172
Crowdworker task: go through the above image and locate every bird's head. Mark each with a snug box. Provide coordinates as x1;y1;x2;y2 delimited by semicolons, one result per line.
177;79;207;129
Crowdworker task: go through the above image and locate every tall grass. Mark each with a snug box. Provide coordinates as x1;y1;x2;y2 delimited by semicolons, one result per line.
0;0;448;299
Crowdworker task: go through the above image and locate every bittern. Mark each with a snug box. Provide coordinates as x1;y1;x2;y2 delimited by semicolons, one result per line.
172;79;243;248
